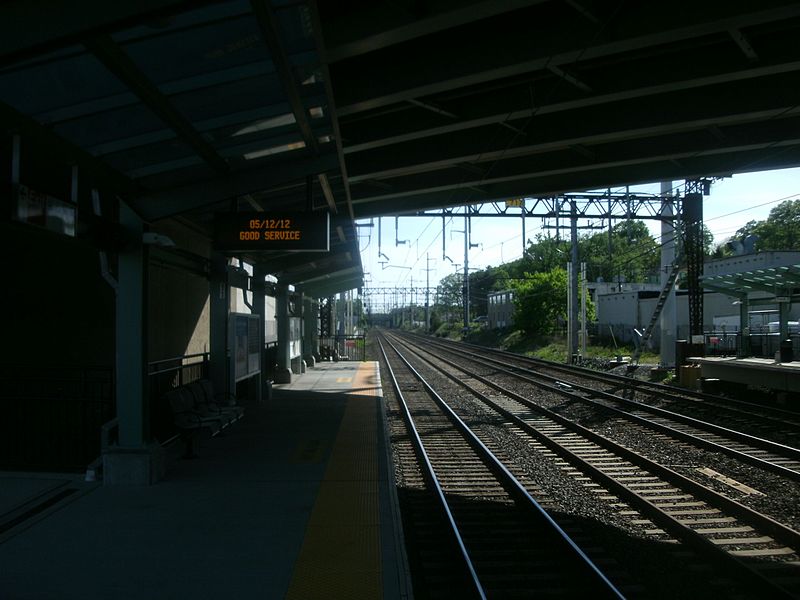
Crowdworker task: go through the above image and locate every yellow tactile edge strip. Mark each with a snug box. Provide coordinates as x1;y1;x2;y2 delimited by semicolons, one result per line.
285;363;382;600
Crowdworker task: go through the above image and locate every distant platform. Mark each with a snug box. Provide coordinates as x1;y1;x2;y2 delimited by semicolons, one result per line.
688;356;800;393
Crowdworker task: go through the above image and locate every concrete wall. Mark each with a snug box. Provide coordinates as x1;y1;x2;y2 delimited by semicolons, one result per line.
597;290;800;348
596;252;800;348
4;220;115;366
148;220;211;361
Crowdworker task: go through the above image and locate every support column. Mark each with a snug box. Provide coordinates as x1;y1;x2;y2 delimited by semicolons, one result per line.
778;299;790;341
103;200;165;485
463;211;470;332
684;191;704;340
738;296;750;358
660;183;677;367
304;296;318;367
210;252;232;399
274;282;292;383
569;200;579;362
297;292;307;373
252;265;267;400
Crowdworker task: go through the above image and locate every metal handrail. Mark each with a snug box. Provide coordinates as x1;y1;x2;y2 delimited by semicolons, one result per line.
148;352;209;373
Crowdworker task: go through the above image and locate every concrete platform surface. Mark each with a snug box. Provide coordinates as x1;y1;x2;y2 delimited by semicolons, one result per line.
0;361;410;600
689;356;800;392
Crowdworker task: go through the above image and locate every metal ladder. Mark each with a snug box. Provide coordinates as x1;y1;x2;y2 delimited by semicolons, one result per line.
631;256;681;365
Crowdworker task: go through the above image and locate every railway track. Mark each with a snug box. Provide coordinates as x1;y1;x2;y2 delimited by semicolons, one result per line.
417;333;800;443
399;332;800;481
379;330;800;598
377;336;625;599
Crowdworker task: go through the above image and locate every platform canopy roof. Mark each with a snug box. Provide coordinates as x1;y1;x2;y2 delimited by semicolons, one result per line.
701;264;800;298
3;1;800;295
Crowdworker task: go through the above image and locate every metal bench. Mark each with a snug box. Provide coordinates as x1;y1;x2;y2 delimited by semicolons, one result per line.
165;385;229;457
186;379;245;424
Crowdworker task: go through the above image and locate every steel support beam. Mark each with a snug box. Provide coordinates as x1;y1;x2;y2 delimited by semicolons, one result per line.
274;282;292;383
210;252;232;402
334;5;800;115
0;0;214;66
342;61;800;155
249;0;317;154
84;35;229;175
683;188;705;338
132;152;339;221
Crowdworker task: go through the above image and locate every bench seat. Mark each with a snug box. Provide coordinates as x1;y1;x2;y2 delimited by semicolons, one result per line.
187;379;245;424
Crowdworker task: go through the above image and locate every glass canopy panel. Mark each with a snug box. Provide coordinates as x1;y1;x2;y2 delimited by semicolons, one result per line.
52;103;170;151
111;1;251;43
218;130;310;159
102;137;197;177
136;163;219;192
169;74;287;125
0;49;128;117
119;14;268;88
199;103;296;142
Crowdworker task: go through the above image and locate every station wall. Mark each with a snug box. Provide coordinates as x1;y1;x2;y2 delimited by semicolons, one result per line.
148;219;211;361
5;222;115;366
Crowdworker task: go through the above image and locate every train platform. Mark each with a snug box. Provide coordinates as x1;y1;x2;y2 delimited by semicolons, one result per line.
0;361;411;600
689;355;800;393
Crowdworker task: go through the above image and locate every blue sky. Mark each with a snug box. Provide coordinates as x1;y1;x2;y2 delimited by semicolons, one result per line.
357;166;800;295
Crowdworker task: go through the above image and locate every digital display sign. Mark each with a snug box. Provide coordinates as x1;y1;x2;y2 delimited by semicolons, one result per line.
214;212;330;252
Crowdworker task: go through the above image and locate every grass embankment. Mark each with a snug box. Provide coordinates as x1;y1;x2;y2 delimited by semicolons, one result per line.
429;323;662;366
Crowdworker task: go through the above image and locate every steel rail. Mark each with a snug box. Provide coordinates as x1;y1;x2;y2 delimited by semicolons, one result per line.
403;332;800;478
377;338;487;600
380;334;626;599
387;331;800;599
449;334;800;426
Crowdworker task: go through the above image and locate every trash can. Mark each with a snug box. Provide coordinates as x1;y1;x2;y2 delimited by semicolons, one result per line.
780;339;793;363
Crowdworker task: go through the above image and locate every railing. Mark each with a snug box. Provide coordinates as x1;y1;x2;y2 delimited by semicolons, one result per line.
704;332;739;357
148;353;209;443
702;331;799;360
0;364;114;471
319;335;367;362
749;332;799;360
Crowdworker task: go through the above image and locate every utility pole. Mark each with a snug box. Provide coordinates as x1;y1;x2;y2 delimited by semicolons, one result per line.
660;181;676;368
462;207;479;332
521;199;527;257
581;262;587;356
570;200;579;363
463;210;470;331
424;254;433;331
410;276;414;326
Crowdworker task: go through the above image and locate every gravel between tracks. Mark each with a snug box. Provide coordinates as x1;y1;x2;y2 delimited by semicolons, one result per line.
376;339;769;599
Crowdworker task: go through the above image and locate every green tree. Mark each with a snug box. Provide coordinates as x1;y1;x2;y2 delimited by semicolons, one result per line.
579;220;660;284
750;200;800;250
511;268;569;336
522;234;571;274
728;201;800;252
437;272;463;322
468;265;511;317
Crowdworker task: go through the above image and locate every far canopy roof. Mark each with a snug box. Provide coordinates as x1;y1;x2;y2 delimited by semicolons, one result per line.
4;1;800;296
701;265;800;298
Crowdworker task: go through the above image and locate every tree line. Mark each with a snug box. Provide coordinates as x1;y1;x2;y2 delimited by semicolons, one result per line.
431;199;800;337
